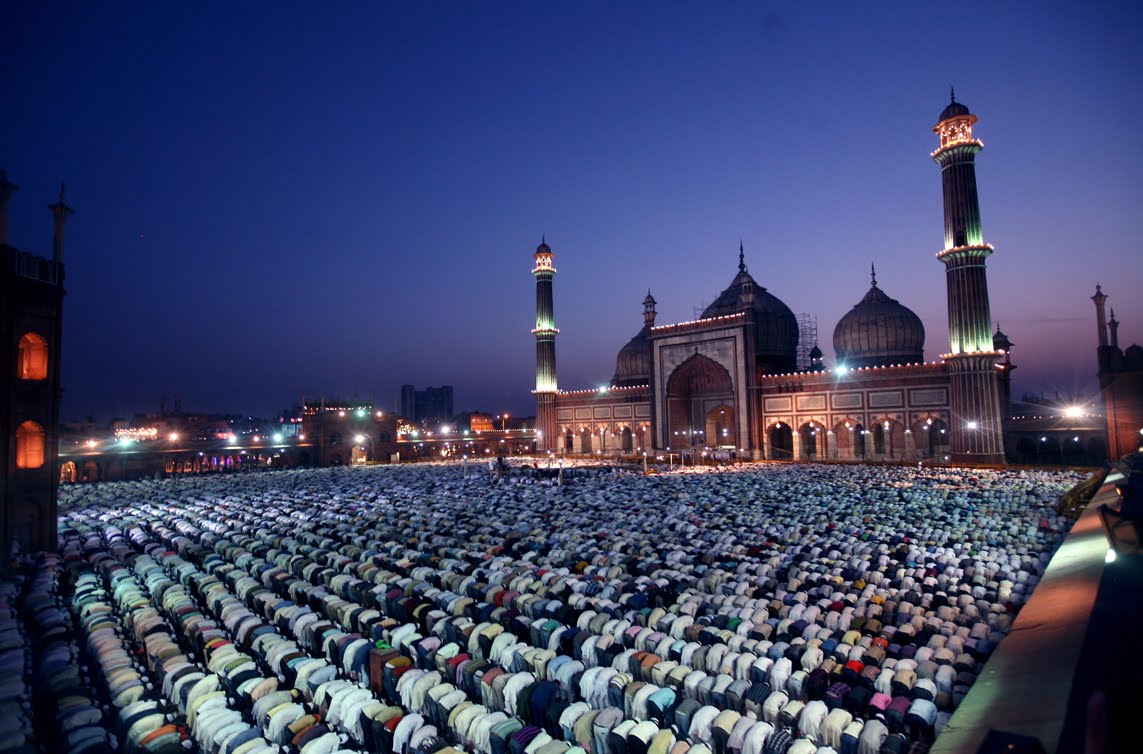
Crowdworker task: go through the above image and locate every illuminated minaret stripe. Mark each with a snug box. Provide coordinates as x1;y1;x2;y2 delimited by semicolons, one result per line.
533;238;558;451
932;92;1005;464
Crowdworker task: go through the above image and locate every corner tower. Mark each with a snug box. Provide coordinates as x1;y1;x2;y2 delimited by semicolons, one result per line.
532;238;558;451
932;92;1005;463
2;174;69;564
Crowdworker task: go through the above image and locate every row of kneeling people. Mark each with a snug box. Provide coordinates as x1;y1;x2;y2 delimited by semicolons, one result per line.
50;503;954;754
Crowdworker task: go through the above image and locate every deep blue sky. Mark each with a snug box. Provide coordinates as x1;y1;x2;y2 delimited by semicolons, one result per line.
3;1;1140;421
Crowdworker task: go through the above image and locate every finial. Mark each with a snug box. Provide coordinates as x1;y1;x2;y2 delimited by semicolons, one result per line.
541;234;545;244
1110;308;1117;322
738;240;745;273
950;85;956;103
870;262;877;287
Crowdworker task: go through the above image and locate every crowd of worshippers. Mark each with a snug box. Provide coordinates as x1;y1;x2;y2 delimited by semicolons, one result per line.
6;461;1084;754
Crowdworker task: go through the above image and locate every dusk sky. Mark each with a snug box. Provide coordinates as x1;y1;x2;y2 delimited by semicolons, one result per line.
3;1;1140;421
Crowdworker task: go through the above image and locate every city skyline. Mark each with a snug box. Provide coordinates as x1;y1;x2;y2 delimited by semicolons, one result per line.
3;2;1140;420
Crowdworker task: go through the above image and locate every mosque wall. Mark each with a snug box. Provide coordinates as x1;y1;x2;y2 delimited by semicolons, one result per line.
759;363;954;461
552;386;652;454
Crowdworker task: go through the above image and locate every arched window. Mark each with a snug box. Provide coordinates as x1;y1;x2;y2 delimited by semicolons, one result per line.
16;421;45;469
17;333;49;381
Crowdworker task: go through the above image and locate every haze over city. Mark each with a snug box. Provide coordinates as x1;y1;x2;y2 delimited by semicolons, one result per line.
3;1;1140;420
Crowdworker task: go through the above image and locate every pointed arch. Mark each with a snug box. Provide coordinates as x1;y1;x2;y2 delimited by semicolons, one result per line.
768;421;793;460
16;421;45;469
17;333;48;381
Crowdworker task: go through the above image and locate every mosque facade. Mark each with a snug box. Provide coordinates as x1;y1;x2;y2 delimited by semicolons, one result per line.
533;96;1009;465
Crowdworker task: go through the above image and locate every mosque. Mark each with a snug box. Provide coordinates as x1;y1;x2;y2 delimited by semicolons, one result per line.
532;95;1010;465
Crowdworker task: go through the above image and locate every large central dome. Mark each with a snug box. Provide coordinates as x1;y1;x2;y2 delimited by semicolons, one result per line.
701;249;798;374
833;269;925;368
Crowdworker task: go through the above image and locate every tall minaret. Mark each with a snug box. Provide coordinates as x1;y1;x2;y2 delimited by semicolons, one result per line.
532;238;558;451
932;91;1005;464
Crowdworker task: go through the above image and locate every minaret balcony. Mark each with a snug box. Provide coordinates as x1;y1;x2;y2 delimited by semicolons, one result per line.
931;138;983;161
936;243;993;262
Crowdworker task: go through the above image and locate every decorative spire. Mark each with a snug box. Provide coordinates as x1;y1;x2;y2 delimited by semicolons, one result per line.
870;262;877;287
950;85;956;104
0;168;18;246
1092;284;1109;348
643;289;657;328
738;240;745;273
48;181;74;264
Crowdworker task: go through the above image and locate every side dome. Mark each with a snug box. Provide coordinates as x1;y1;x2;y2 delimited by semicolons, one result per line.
611;327;652;387
833;273;925;369
701;251;799;373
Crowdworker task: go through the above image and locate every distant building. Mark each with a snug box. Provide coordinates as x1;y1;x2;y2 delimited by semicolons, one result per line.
1092;286;1143;459
1003;394;1107;465
1;172;69;561
302;399;398;466
399;384;454;424
453;412;494;432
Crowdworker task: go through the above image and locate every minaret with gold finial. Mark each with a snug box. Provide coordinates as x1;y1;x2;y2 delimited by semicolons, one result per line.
933;90;1006;463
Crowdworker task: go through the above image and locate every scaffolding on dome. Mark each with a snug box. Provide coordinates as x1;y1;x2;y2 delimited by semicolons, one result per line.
796;312;819;371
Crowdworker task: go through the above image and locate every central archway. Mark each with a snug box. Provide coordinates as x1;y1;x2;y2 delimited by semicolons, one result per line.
666;354;735;448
